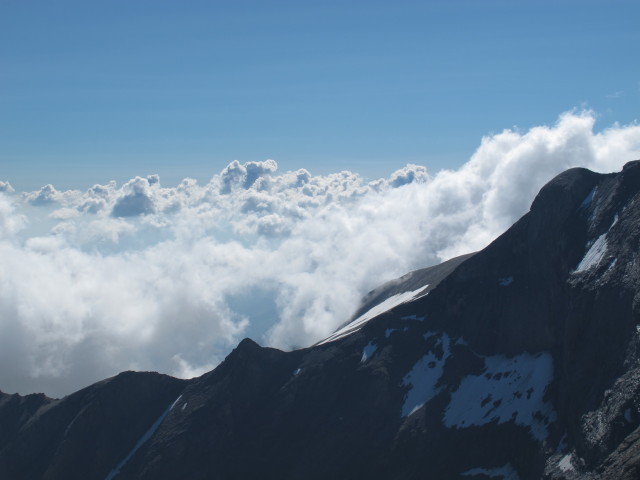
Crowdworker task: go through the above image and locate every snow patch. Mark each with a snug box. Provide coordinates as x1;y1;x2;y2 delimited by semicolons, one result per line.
181;402;188;411
579;186;597;209
443;352;555;441
318;285;429;345
293;367;302;376
361;342;378;363
462;464;520;480
558;454;574;472
610;213;619;229
384;328;396;338
624;408;632;423
574;233;607;273
401;333;450;417
105;394;183;480
604;257;617;274
498;276;513;287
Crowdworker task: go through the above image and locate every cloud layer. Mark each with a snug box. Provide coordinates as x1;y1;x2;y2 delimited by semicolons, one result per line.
1;110;639;397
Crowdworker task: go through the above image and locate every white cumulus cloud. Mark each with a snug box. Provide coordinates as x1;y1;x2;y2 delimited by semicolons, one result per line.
0;110;639;397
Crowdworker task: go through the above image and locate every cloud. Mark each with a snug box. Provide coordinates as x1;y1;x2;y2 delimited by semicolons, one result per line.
0;181;14;194
1;110;639;397
49;208;81;220
23;184;60;205
218;159;278;193
111;177;157;217
22;184;83;208
0;194;26;239
79;181;117;214
388;164;429;188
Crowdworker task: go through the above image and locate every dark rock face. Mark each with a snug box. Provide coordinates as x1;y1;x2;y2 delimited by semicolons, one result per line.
2;162;640;479
0;373;185;480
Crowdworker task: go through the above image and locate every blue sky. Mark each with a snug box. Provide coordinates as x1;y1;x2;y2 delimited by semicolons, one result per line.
1;0;639;191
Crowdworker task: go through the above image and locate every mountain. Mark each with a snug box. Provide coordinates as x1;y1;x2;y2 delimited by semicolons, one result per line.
2;161;640;479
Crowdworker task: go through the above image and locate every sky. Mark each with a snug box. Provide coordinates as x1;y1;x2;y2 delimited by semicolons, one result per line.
0;1;639;397
1;0;639;190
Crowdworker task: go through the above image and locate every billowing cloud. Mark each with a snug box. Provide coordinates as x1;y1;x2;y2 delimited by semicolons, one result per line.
388;164;429;188
23;184;60;205
218;159;278;193
0;181;14;193
111;176;157;217
1;110;639;397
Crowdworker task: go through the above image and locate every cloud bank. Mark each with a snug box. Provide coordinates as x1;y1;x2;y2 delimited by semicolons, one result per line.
1;110;639;397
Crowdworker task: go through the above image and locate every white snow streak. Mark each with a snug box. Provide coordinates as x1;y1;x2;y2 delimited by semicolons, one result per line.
318;285;429;345
574;233;608;273
105;394;182;480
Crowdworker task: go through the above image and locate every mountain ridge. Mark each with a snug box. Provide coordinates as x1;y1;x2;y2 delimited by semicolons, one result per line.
2;161;640;479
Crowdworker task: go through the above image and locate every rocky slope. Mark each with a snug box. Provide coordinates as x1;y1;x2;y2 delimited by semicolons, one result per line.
1;161;640;479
